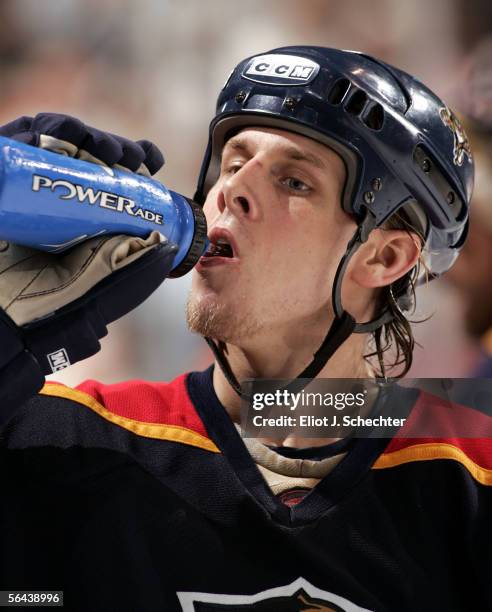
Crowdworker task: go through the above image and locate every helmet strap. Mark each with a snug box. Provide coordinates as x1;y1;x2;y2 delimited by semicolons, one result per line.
205;312;356;400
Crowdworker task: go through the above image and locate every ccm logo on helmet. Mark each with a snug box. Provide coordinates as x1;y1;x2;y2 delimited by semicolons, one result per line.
243;54;319;85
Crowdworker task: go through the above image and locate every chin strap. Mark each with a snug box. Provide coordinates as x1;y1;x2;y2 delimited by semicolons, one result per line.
205;311;357;399
205;210;396;399
205;336;243;397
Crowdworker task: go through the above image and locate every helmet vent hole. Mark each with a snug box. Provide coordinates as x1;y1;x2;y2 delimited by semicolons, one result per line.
327;78;351;104
345;89;368;115
364;104;385;130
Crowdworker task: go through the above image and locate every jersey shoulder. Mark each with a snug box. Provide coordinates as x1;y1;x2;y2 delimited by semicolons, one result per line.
373;388;492;486
39;373;218;453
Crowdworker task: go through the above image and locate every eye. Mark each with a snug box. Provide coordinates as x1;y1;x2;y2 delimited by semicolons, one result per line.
221;162;243;176
281;177;312;193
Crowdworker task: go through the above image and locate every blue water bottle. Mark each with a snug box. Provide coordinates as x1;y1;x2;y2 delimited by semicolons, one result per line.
0;135;208;277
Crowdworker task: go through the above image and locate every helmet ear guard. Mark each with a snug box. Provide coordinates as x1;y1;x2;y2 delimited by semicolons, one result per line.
197;46;474;394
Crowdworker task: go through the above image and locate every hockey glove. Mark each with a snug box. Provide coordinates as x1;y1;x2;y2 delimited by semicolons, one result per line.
0;114;177;423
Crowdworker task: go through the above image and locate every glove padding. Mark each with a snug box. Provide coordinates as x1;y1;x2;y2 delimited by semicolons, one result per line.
0;114;176;422
1;232;172;327
0;231;177;362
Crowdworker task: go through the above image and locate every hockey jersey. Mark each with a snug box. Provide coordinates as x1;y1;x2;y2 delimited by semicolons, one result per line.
0;365;491;612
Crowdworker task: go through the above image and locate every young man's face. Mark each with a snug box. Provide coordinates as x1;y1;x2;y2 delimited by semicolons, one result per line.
187;127;355;346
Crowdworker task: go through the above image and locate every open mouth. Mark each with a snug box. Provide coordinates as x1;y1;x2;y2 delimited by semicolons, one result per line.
201;227;239;262
203;238;234;258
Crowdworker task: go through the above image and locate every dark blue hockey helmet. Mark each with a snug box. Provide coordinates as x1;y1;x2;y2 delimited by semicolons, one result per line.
196;45;474;278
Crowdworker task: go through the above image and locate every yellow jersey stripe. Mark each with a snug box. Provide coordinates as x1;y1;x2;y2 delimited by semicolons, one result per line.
373;442;492;486
39;383;220;454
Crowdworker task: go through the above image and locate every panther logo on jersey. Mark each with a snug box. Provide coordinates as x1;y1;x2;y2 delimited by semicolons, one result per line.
439;107;472;166
177;577;373;611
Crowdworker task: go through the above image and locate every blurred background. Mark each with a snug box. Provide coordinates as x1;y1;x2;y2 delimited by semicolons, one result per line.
1;0;491;384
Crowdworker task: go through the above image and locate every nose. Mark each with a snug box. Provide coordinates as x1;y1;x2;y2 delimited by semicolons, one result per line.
218;158;262;220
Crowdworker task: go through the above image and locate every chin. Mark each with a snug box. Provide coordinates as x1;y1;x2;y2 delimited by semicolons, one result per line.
186;290;261;345
186;290;229;340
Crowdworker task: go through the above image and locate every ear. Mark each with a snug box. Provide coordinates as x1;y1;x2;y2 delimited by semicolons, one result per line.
348;229;421;289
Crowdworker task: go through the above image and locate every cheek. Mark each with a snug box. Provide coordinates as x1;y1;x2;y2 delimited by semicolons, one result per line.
202;188;221;225
258;214;348;302
266;206;350;270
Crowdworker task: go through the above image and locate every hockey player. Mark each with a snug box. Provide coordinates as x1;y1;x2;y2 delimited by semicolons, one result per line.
0;47;487;612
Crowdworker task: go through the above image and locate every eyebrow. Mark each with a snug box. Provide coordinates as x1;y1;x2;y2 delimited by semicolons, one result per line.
223;136;326;170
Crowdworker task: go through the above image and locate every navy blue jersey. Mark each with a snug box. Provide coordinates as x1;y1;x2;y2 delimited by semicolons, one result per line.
0;366;491;611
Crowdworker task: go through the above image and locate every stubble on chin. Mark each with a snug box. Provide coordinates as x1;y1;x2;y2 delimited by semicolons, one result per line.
186;291;261;343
